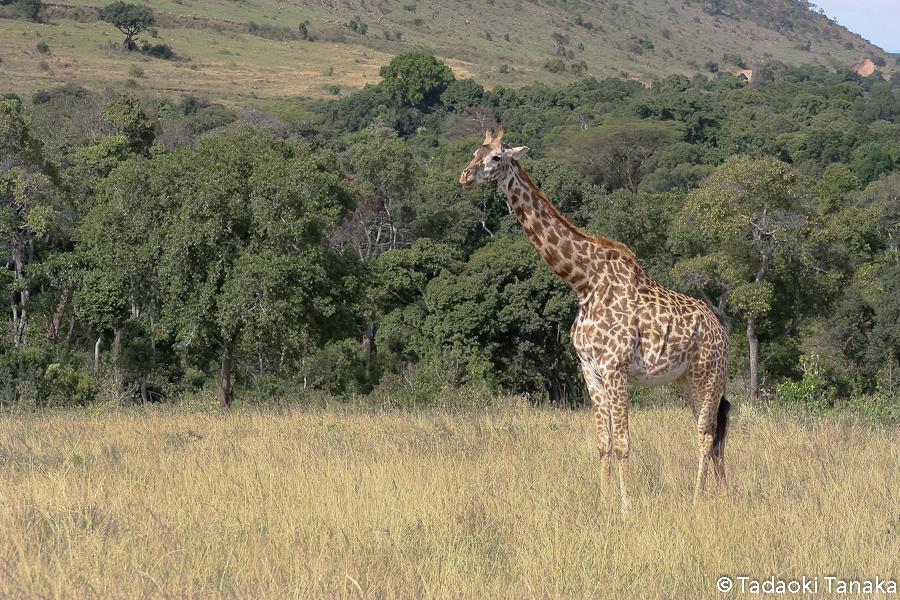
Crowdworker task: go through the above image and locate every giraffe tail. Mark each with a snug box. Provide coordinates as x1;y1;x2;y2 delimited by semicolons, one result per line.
712;396;730;458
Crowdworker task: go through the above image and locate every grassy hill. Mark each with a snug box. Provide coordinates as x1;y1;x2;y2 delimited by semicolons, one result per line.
1;0;898;107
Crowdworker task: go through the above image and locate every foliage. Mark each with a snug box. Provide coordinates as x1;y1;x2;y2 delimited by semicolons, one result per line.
3;51;900;413
0;347;98;407
18;0;41;21
776;355;833;405
440;79;485;113
98;2;155;50
379;52;455;107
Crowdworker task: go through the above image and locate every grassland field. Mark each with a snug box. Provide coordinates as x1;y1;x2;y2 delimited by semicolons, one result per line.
1;391;898;599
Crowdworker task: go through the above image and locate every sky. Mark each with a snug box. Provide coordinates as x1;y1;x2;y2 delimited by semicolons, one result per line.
809;0;900;53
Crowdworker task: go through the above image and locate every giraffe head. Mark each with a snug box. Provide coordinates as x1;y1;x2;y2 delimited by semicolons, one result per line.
459;129;530;191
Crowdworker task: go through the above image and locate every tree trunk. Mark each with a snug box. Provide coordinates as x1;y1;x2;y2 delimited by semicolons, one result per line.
64;313;76;365
94;331;104;375
363;322;377;379
217;337;235;408
149;301;157;353
140;374;149;404
47;288;69;346
747;315;760;400
113;327;124;359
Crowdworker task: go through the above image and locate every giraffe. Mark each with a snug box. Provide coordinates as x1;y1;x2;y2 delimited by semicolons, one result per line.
460;130;731;512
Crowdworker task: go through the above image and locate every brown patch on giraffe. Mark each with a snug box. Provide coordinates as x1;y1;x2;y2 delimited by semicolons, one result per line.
545;249;562;267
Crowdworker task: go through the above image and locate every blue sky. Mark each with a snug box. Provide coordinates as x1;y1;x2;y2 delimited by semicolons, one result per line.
810;0;900;53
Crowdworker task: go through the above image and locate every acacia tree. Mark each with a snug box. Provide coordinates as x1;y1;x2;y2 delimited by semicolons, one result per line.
676;155;815;399
99;2;155;50
549;119;684;192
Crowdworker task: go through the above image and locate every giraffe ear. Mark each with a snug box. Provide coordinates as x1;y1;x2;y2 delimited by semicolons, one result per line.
509;146;530;161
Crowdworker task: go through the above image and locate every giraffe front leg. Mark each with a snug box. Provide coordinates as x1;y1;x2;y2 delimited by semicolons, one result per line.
584;371;613;500
604;370;630;514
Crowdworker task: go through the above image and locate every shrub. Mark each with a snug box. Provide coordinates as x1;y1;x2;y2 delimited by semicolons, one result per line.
36;41;49;54
0;348;99;408
128;63;144;77
543;58;566;73
140;42;174;59
776;356;835;407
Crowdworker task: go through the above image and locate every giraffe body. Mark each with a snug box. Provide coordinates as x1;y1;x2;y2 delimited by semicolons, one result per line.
461;130;730;511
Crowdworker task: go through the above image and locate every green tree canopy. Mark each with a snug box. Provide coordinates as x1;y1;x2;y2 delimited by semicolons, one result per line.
87;125;355;406
98;2;156;50
547;119;685;191
379;52;455;107
677;155;818;399
440;79;485;113
18;0;42;22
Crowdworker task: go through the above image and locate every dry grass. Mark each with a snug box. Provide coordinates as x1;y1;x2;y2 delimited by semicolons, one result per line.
0;18;476;106
3;0;894;109
1;399;898;599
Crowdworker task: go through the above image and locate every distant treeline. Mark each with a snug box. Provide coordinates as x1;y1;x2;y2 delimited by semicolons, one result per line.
2;51;900;417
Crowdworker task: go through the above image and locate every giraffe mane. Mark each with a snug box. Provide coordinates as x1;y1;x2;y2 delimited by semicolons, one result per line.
591;235;638;263
513;162;639;264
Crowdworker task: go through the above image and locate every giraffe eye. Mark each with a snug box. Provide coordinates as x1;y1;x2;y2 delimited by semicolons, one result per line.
491;154;502;161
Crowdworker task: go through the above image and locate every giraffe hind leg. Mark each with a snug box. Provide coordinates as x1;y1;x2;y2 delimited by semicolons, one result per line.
693;395;730;507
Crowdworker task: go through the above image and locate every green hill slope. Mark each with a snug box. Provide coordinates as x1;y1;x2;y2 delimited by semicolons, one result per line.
1;0;896;105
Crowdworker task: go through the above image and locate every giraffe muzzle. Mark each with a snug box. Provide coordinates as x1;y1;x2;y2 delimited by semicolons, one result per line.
460;169;476;190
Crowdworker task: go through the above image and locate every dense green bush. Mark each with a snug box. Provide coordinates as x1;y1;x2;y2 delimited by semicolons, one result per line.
0;349;98;408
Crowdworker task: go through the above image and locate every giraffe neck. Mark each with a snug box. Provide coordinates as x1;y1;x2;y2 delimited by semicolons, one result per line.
500;163;597;297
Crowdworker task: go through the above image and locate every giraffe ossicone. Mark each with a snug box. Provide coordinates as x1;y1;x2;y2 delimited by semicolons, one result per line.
461;129;731;512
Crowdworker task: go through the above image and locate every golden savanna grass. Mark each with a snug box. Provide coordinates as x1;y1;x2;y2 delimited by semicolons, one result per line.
1;398;898;598
0;18;480;106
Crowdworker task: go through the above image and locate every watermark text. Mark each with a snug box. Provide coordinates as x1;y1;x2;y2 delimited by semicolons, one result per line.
716;575;898;595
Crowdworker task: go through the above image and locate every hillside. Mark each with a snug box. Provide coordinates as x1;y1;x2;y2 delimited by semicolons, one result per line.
1;0;897;106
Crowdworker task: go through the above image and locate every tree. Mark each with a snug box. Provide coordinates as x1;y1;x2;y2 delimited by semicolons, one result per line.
18;0;42;22
677;156;815;400
851;147;897;186
548;119;684;191
1;98;63;348
378;52;455;107
89;126;354;406
99;92;155;154
376;238;581;403
440;79;485;112
99;2;156;50
341;137;421;257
